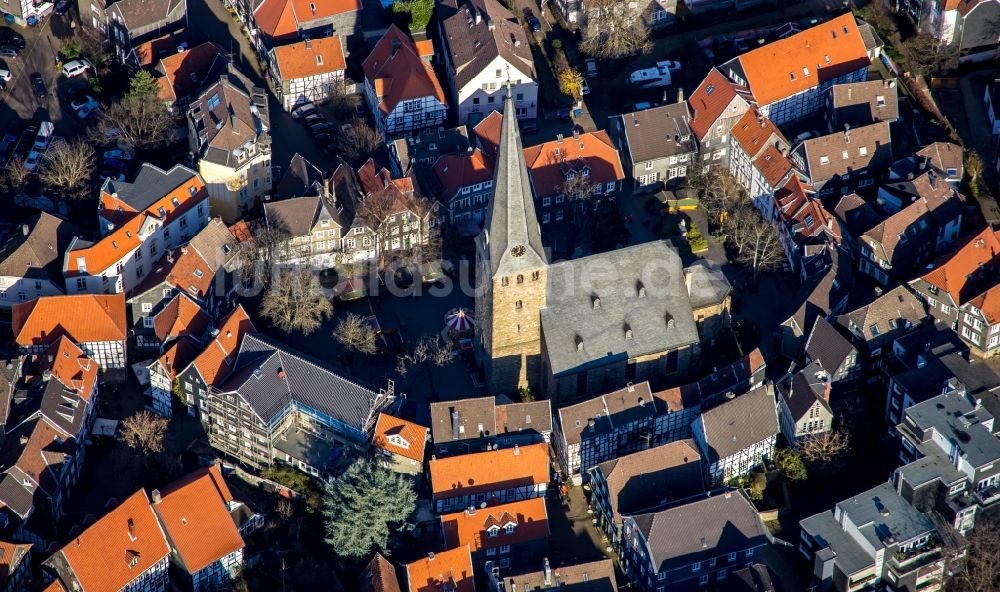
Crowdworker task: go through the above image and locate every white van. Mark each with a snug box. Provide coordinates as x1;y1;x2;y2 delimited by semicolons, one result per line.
33;121;54;151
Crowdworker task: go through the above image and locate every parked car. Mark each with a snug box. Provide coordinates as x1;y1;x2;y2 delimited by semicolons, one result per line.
70;95;95;110
0;47;19;59
33;121;53;150
519;119;539;134
61;60;91;78
308;122;335;134
30;73;46;98
76;102;100;118
633;101;653;111
303;113;326;126
580;79;590;95
528;16;541;32
291;102;316;119
24;151;40;172
103;148;132;160
629;61;674;88
585;59;598;78
0;29;25;50
0;69;10;83
313;132;334;142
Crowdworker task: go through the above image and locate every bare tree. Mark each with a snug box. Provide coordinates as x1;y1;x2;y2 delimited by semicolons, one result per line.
325;78;361;120
259;269;333;335
39;139;96;201
950;513;1000;591
233;224;290;293
93;74;174;150
119;411;168;456
901;13;959;77
691;166;744;229
725;203;784;284
3;155;31;196
579;0;652;60
966;151;984;186
798;431;850;464
334;313;378;355
356;187;399;270
396;336;453;398
339;119;383;163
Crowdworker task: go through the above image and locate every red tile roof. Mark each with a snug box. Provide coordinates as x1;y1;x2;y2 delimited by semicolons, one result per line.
152;293;210;343
254;0;360;40
363;553;402;592
753;145;795;188
523;131;624;198
441;497;549;552
433;148;494;199
968;285;1000;325
156;42;227;102
44;337;98;403
919;227;1000;305
12;294;127;347
0;540;31;590
155;337;201;382
429;443;549;500
731;108;788;159
271;36;346;80
404;545;475;592
70;169;206;277
688;68;750;140
473;110;503;160
363;26;447;116
373;413;427;464
54;489;171;592
187;305;256;387
153;464;245;574
734;13;870;107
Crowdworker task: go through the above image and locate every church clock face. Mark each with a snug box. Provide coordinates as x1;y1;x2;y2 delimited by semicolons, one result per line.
510;245;526;257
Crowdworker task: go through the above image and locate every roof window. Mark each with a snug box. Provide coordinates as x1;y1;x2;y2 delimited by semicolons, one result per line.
789;72;795;81
705;84;714;95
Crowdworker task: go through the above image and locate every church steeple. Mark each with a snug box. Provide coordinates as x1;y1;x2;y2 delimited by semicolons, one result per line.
479;86;547;275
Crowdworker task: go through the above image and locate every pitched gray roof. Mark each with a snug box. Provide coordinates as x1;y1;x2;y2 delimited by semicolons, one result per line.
830;79;899;127
264;196;322;237
629;490;768;573
478;91;547;276
805;316;855;374
219;334;379;430
837;285;927;346
186;218;241;271
613;101;695;164
441;0;536;91
188;70;270;168
101;163;201;213
275;153;327;200
684;260;732;309
495;400;552;436
429;396;498;444
797;121;892;184
499;559;617;592
700;384;778;462
541;241;699;376
0;212;78;282
557;382;657;446
592;440;703;522
777;361;831;421
105;0;183;31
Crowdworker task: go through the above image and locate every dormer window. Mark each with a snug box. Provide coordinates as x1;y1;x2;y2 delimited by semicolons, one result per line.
624;323;633;340
637;280;646;297
591;295;601;309
387;434;410;449
504;523;515;534
789;72;795;81
575;335;584;351
487;525;500;537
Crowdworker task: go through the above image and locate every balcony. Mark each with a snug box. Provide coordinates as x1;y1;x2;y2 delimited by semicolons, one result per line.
890;546;943;575
974;483;1000;505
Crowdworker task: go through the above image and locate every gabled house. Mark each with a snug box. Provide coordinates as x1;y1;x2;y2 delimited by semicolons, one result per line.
770;176;842;278
776;361;834;444
691;384;779;484
728;109;802;220
150;464;249;591
145;292;211;416
827;79;899;130
363;26;448;138
391;124;471;177
722;13;871;126
187;68;272;223
620;491;770;591
804;316;860;393
175;304;256;415
264;194;342;264
204;333;393;474
779;246;853;357
439;0;538;125
237;0;360;53
440;497;549;572
268;36;347;111
609;101;696;191
687;68;753;170
85;0;187;64
152;41;229;108
857;173;964;285
434;148;494;226
909;227;1000;337
404;545;476;592
361;553;402;592
43;489;172;592
372;412;427;474
128;217;249;350
428;443;549;513
888;142;964;187
66;164;209;295
589;439;704;546
837;285;928;359
792;121;893;197
12;294;127;371
0;541;31;592
275;153;329;200
0;213;78;310
429;397;552;456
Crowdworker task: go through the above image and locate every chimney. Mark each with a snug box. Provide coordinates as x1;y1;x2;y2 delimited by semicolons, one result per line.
277;367;286;379
513;444;520;456
305;38;312;49
428;552;436;561
451;409;460;440
676;88;684;103
543;558;552;585
19;435;27;446
151;489;161;503
556;133;564;143
21;224;28;236
127;518;136;540
475;10;481;23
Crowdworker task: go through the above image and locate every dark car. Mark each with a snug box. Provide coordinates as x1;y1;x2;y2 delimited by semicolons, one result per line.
528;17;541;33
308;122;334;134
0;29;25;50
30;73;46;99
54;0;71;13
313;132;334;142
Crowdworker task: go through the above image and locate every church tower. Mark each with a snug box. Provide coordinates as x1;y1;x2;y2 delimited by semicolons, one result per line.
474;89;548;396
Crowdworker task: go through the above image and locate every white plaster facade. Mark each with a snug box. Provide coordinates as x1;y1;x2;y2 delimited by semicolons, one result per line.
453;56;537;124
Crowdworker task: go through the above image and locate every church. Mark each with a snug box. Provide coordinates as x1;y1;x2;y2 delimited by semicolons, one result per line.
474;91;733;402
